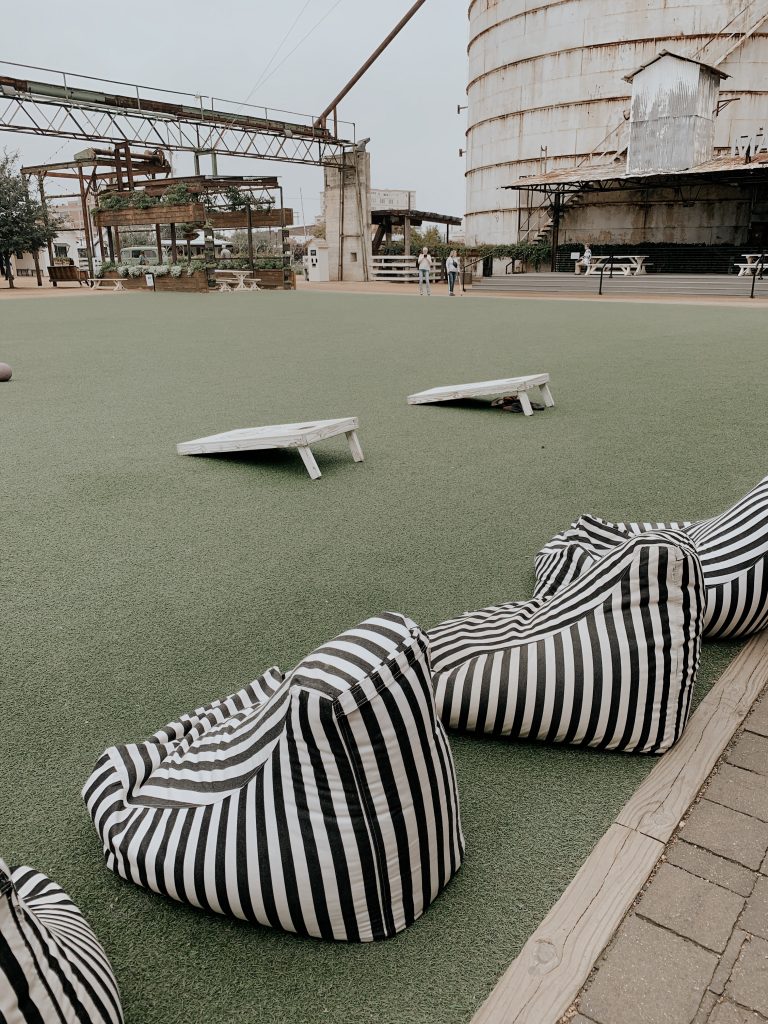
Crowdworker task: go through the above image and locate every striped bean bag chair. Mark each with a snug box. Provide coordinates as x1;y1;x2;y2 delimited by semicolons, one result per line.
534;474;768;639
83;612;464;942
0;858;123;1024
429;531;705;754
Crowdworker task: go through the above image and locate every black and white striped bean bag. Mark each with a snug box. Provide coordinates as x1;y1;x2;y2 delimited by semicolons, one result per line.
0;859;123;1024
429;532;705;754
83;612;464;942
534;474;768;639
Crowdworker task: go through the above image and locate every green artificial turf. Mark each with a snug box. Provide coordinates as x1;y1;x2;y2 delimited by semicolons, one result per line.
1;290;764;1024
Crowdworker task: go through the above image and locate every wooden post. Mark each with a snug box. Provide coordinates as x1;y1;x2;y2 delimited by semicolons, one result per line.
550;191;561;273
155;224;163;264
404;216;411;256
37;175;55;279
169;222;178;264
77;166;95;280
125;145;135;190
114;226;122;263
246;202;254;275
279;185;289;289
106;226;115;261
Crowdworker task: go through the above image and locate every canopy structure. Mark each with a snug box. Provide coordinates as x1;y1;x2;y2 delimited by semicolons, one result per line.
371;208;462;254
504;153;768;269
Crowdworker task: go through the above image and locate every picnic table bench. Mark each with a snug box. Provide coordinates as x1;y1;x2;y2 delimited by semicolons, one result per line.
584;255;650;276
213;269;262;292
736;255;766;276
87;278;125;291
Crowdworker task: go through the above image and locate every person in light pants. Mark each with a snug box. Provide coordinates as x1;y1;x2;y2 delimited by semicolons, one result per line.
417;247;433;295
446;250;460;295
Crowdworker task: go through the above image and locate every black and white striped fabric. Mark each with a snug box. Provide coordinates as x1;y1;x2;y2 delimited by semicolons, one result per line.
83;613;464;943
534;474;768;639
0;858;123;1024
429;532;705;754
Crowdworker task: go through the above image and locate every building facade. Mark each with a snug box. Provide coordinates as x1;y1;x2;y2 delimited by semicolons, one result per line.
464;0;768;247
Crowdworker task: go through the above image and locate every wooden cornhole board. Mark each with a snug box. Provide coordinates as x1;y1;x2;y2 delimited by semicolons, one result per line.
176;417;363;480
407;374;554;416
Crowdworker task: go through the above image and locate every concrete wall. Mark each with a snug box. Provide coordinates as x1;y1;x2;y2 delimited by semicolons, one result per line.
558;184;753;246
465;0;768;245
324;151;372;282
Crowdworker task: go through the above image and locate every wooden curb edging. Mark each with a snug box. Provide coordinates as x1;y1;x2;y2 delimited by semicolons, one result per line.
471;630;768;1024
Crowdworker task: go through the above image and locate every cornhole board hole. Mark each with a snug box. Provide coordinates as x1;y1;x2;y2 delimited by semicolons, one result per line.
176;417;364;480
407;374;554;416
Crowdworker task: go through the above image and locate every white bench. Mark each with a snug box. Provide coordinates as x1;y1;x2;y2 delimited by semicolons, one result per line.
735;263;765;277
88;278;125;291
176;417;364;480
407;374;554;417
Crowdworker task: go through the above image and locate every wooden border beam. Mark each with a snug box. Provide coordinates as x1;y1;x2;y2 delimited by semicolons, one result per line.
472;630;768;1024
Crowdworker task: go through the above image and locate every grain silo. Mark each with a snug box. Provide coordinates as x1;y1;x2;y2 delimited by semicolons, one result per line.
464;0;768;248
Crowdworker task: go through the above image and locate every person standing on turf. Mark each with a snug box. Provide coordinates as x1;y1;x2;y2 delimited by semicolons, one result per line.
417;247;433;296
446;250;460;296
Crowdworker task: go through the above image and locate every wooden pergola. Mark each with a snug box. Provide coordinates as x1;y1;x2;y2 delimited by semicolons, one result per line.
371;208;462;254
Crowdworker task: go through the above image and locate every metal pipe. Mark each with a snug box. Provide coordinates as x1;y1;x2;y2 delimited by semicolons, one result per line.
314;0;428;127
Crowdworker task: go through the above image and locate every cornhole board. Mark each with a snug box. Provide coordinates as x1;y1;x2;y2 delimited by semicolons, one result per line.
176;417;363;480
407;374;554;416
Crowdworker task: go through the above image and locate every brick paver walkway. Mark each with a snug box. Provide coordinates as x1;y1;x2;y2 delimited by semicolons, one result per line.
570;694;768;1024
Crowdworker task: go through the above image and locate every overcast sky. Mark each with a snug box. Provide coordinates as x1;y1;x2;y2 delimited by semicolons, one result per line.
1;0;469;221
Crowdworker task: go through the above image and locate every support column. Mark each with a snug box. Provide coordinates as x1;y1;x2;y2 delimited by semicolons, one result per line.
169;223;178;264
78;166;95;280
323;150;372;282
550;192;561;273
404;216;411;257
38;175;55;278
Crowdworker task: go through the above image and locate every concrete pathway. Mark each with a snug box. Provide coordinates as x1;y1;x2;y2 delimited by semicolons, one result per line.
570;695;768;1024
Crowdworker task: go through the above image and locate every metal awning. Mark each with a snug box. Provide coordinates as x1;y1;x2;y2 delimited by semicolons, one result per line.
504;153;768;196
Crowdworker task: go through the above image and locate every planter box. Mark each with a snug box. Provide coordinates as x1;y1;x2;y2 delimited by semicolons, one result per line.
103;270;209;292
94;203;205;228
242;268;294;290
208;208;294;229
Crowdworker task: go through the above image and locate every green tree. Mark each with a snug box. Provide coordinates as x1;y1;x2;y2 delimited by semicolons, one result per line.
409;225;443;250
0;153;59;288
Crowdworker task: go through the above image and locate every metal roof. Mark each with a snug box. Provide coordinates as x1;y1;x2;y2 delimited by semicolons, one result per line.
504;153;768;194
623;50;730;84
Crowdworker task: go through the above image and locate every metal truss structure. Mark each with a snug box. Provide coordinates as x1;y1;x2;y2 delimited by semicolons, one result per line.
0;61;356;167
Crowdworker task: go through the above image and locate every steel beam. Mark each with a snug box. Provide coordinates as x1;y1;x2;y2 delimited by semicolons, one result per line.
0;71;353;167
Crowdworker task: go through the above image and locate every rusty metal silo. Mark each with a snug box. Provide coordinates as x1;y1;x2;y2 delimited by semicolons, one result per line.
464;0;768;246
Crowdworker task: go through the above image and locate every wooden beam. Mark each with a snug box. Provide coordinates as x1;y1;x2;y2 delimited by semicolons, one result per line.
473;824;663;1024
472;631;768;1024
617;629;768;842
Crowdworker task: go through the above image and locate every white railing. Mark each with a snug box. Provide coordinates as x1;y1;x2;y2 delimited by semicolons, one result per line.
371;255;443;283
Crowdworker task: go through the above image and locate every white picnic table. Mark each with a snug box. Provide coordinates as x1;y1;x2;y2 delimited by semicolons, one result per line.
736;254;767;276
88;278;124;291
584;255;649;276
176;417;364;480
213;269;261;291
407;374;554;417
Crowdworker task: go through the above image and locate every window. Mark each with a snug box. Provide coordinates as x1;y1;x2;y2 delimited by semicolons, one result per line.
54;244;68;259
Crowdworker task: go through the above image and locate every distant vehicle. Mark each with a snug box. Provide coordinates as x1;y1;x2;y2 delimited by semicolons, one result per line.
119;246;169;265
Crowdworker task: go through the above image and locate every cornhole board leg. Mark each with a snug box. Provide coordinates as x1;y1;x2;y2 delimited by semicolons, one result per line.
297;445;322;480
345;430;365;463
518;392;534;416
539;382;555;408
